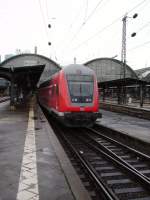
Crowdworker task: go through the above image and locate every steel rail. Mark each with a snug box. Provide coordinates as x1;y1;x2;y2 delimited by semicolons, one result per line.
46;118;150;199
79;129;150;190
90;127;150;161
87;127;150;181
52;123;119;200
74;132;150;198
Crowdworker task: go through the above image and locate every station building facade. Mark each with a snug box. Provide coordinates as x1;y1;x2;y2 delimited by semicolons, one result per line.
84;57;138;82
0;54;149;106
84;58;149;105
0;53;61;105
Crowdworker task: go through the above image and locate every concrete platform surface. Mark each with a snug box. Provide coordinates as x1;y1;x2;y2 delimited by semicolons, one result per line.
0;101;91;200
99;109;150;143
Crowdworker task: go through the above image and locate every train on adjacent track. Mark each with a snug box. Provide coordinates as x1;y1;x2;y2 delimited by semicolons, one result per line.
38;64;101;127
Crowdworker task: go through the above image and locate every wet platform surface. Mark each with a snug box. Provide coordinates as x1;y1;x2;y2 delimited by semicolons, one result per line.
0;101;90;200
0;100;150;199
0;101;28;199
99;109;150;143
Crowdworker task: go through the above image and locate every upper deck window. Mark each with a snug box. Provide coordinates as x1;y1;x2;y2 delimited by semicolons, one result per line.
66;74;94;103
66;74;93;82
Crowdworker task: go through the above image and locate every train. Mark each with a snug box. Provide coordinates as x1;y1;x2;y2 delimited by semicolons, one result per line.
38;64;101;127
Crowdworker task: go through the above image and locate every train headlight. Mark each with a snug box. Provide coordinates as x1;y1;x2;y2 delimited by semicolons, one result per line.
86;98;92;102
72;98;78;102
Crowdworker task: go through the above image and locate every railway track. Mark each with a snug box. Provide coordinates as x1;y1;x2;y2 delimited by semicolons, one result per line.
94;123;150;155
86;127;150;181
50;120;150;200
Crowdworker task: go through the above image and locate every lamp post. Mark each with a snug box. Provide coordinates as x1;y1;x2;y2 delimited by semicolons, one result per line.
121;13;138;104
48;24;51;46
48;18;56;46
48;42;51;46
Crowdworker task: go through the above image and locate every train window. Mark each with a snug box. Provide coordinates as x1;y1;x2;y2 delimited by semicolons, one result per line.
69;83;80;96
67;74;94;103
81;83;93;96
68;82;93;97
67;74;93;82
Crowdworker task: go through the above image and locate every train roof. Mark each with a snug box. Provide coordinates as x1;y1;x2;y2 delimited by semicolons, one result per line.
39;64;95;88
63;64;94;75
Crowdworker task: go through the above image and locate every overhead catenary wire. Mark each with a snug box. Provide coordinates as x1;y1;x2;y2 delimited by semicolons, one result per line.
127;0;148;14
83;0;104;25
54;1;86;49
38;0;49;38
121;0;150;58
72;0;149;52
72;17;121;51
126;21;150;41
57;0;148;57
84;0;89;22
67;0;105;45
38;0;149;64
45;0;50;22
128;40;150;51
54;0;106;53
136;20;150;33
69;1;87;29
38;0;58;62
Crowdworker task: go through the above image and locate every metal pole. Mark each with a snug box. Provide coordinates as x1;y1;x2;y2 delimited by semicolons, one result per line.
10;71;16;110
140;84;143;107
121;15;127;65
102;86;106;102
121;14;127;104
121;13;138;104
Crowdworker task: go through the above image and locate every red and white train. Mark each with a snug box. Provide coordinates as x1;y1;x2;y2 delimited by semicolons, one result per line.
38;64;101;127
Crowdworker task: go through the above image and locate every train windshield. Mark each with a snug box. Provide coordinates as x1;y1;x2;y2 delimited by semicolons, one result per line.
66;75;94;103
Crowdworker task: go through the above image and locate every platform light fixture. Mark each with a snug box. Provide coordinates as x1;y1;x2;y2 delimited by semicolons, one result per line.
131;32;136;37
133;13;138;19
48;24;51;28
121;13;138;104
48;42;51;46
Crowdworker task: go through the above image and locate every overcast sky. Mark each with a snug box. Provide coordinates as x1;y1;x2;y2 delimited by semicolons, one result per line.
0;0;150;69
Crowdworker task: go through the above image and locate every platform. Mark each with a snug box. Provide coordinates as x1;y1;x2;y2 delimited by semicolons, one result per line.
98;109;150;144
0;101;91;200
101;100;150;110
100;101;150;120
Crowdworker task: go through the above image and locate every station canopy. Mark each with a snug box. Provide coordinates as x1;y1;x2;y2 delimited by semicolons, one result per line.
0;53;61;87
84;58;138;83
135;67;150;83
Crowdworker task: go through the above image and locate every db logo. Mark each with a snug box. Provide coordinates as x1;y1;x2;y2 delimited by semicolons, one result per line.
80;107;84;111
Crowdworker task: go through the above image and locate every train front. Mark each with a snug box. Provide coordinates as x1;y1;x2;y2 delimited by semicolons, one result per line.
61;64;101;127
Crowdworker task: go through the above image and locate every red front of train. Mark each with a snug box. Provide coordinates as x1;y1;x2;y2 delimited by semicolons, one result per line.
38;64;101;127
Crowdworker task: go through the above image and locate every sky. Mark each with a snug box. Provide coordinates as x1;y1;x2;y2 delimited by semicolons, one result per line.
0;0;150;70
